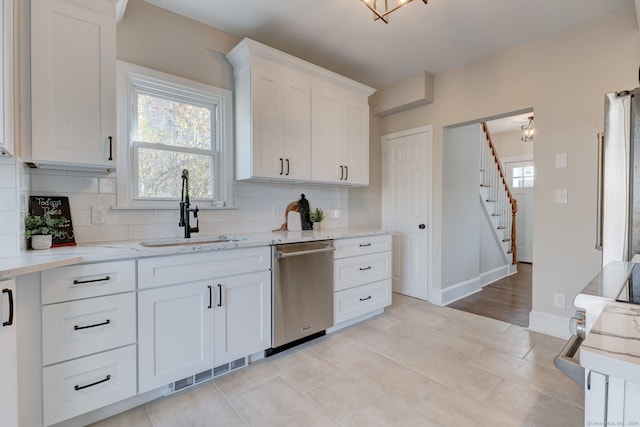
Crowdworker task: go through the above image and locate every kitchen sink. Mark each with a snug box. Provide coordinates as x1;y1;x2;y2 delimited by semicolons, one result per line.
139;236;247;247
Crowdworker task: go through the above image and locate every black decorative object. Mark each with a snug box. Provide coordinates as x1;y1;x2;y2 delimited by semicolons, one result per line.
298;194;313;230
29;196;76;247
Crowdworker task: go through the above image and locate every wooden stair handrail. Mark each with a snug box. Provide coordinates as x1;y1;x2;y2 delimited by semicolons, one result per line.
481;122;518;264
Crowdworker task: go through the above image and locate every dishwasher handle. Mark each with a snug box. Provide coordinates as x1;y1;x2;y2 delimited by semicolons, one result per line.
276;246;335;259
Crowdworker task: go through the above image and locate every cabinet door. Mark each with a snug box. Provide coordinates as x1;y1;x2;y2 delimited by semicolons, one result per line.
311;82;369;185
31;0;115;168
214;271;271;366
0;280;18;427
138;282;214;393
585;369;607;426
251;57;310;181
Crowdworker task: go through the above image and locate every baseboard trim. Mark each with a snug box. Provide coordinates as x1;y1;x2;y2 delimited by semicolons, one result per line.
436;276;482;306
528;310;571;339
480;265;513;287
327;308;385;333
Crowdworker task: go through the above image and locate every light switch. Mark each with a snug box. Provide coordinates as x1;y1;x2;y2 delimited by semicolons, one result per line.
555;189;568;204
555;153;568;168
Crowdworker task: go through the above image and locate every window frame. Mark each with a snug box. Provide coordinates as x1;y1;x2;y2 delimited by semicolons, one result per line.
116;61;234;209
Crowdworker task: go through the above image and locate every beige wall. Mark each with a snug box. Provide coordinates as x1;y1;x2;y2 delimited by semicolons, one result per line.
379;7;640;331
117;0;239;90
493;130;534;160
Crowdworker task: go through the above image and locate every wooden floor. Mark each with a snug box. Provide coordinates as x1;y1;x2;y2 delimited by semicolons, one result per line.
447;263;532;327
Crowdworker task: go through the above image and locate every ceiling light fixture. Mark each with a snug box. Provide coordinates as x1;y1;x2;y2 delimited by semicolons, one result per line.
359;0;428;24
521;116;535;142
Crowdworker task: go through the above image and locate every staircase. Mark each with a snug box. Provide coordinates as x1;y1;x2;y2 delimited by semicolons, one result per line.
479;122;518;265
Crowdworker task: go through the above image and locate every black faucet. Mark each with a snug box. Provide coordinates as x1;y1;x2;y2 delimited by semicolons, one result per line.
178;169;199;238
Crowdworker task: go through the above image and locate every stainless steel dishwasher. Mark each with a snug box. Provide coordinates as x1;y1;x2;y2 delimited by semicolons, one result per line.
267;240;335;356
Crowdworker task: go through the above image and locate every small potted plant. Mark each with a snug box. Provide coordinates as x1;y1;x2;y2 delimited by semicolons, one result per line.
25;210;69;250
310;207;325;230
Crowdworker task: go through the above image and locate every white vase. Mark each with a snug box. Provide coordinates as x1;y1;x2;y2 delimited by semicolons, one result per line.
313;221;321;230
31;235;52;250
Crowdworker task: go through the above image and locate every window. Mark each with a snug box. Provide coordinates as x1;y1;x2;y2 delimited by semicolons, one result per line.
509;161;534;188
116;61;233;208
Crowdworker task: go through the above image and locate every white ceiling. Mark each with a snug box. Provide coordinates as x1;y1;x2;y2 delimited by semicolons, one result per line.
144;0;636;89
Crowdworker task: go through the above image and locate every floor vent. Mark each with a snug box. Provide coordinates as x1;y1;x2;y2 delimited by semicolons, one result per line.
165;368;213;395
213;357;246;377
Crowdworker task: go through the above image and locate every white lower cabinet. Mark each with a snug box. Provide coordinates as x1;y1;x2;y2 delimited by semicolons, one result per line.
138;281;215;393
214;271;271;366
0;279;18;427
333;235;392;325
42;345;136;426
137;247;272;394
585;369;640;426
41;261;137;426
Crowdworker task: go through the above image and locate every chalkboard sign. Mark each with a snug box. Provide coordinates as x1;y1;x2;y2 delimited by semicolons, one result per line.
29;196;76;247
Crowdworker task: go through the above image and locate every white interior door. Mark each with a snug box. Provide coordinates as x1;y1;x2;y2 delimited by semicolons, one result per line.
381;126;432;301
505;159;534;263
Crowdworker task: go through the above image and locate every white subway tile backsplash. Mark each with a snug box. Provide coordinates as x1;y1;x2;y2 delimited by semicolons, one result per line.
0;188;17;211
0;234;18;258
73;225;129;243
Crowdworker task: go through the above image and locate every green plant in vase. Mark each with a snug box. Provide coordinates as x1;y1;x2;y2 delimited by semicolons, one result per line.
25;210;69;249
310;207;325;229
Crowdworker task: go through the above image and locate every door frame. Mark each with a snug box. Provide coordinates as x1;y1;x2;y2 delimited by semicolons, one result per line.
381;124;434;301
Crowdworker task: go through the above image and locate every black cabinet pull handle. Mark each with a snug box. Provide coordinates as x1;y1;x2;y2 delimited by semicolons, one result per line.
279;158;284;175
73;276;110;285
340;165;344;180
74;319;110;330
345;165;348;180
108;136;113;161
286;159;290;176
2;288;13;327
419;224;426;229
359;266;372;271
74;375;111;391
208;285;213;309
359;243;372;247
359;296;372;301
217;284;223;307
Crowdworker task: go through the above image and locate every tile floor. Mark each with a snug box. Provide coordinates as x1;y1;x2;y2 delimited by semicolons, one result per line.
91;294;583;427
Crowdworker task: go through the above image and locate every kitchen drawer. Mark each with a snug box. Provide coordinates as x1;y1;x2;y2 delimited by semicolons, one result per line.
334;251;392;291
42;345;137;426
42;293;136;365
41;260;135;304
138;246;271;289
334;279;392;324
334;234;391;259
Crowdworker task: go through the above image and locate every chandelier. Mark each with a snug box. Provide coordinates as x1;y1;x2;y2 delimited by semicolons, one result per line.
359;0;428;24
521;116;535;142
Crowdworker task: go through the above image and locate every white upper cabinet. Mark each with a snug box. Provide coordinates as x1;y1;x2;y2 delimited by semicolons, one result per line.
30;0;116;170
311;80;370;185
0;0;14;157
227;38;375;186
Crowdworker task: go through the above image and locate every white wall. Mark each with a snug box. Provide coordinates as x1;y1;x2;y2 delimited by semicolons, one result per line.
442;125;481;287
492;130;534;159
379;7;640;335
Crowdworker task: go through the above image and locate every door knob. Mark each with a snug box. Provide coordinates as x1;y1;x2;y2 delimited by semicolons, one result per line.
418;224;426;229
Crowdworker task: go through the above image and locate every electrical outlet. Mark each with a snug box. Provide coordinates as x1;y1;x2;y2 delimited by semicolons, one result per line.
553;292;566;308
92;206;106;225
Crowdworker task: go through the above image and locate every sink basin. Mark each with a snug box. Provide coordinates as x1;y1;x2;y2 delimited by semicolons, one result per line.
139;236;247;248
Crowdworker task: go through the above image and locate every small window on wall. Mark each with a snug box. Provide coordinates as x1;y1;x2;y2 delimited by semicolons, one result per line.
510;161;535;188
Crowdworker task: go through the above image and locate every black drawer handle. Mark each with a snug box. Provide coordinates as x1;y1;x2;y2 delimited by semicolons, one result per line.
208;285;213;309
75;374;111;391
344;165;348;180
218;284;223;307
359;266;372;271
74;319;111;330
108;136;113;161
359;243;372;247
285;158;290;176
73;276;110;285
2;288;14;327
279;158;284;175
359;296;372;301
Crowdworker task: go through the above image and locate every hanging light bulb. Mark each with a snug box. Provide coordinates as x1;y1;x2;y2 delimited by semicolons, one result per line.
521;116;535;142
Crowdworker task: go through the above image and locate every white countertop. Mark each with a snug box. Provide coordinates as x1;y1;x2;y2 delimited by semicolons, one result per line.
0;228;389;279
581;301;640;384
